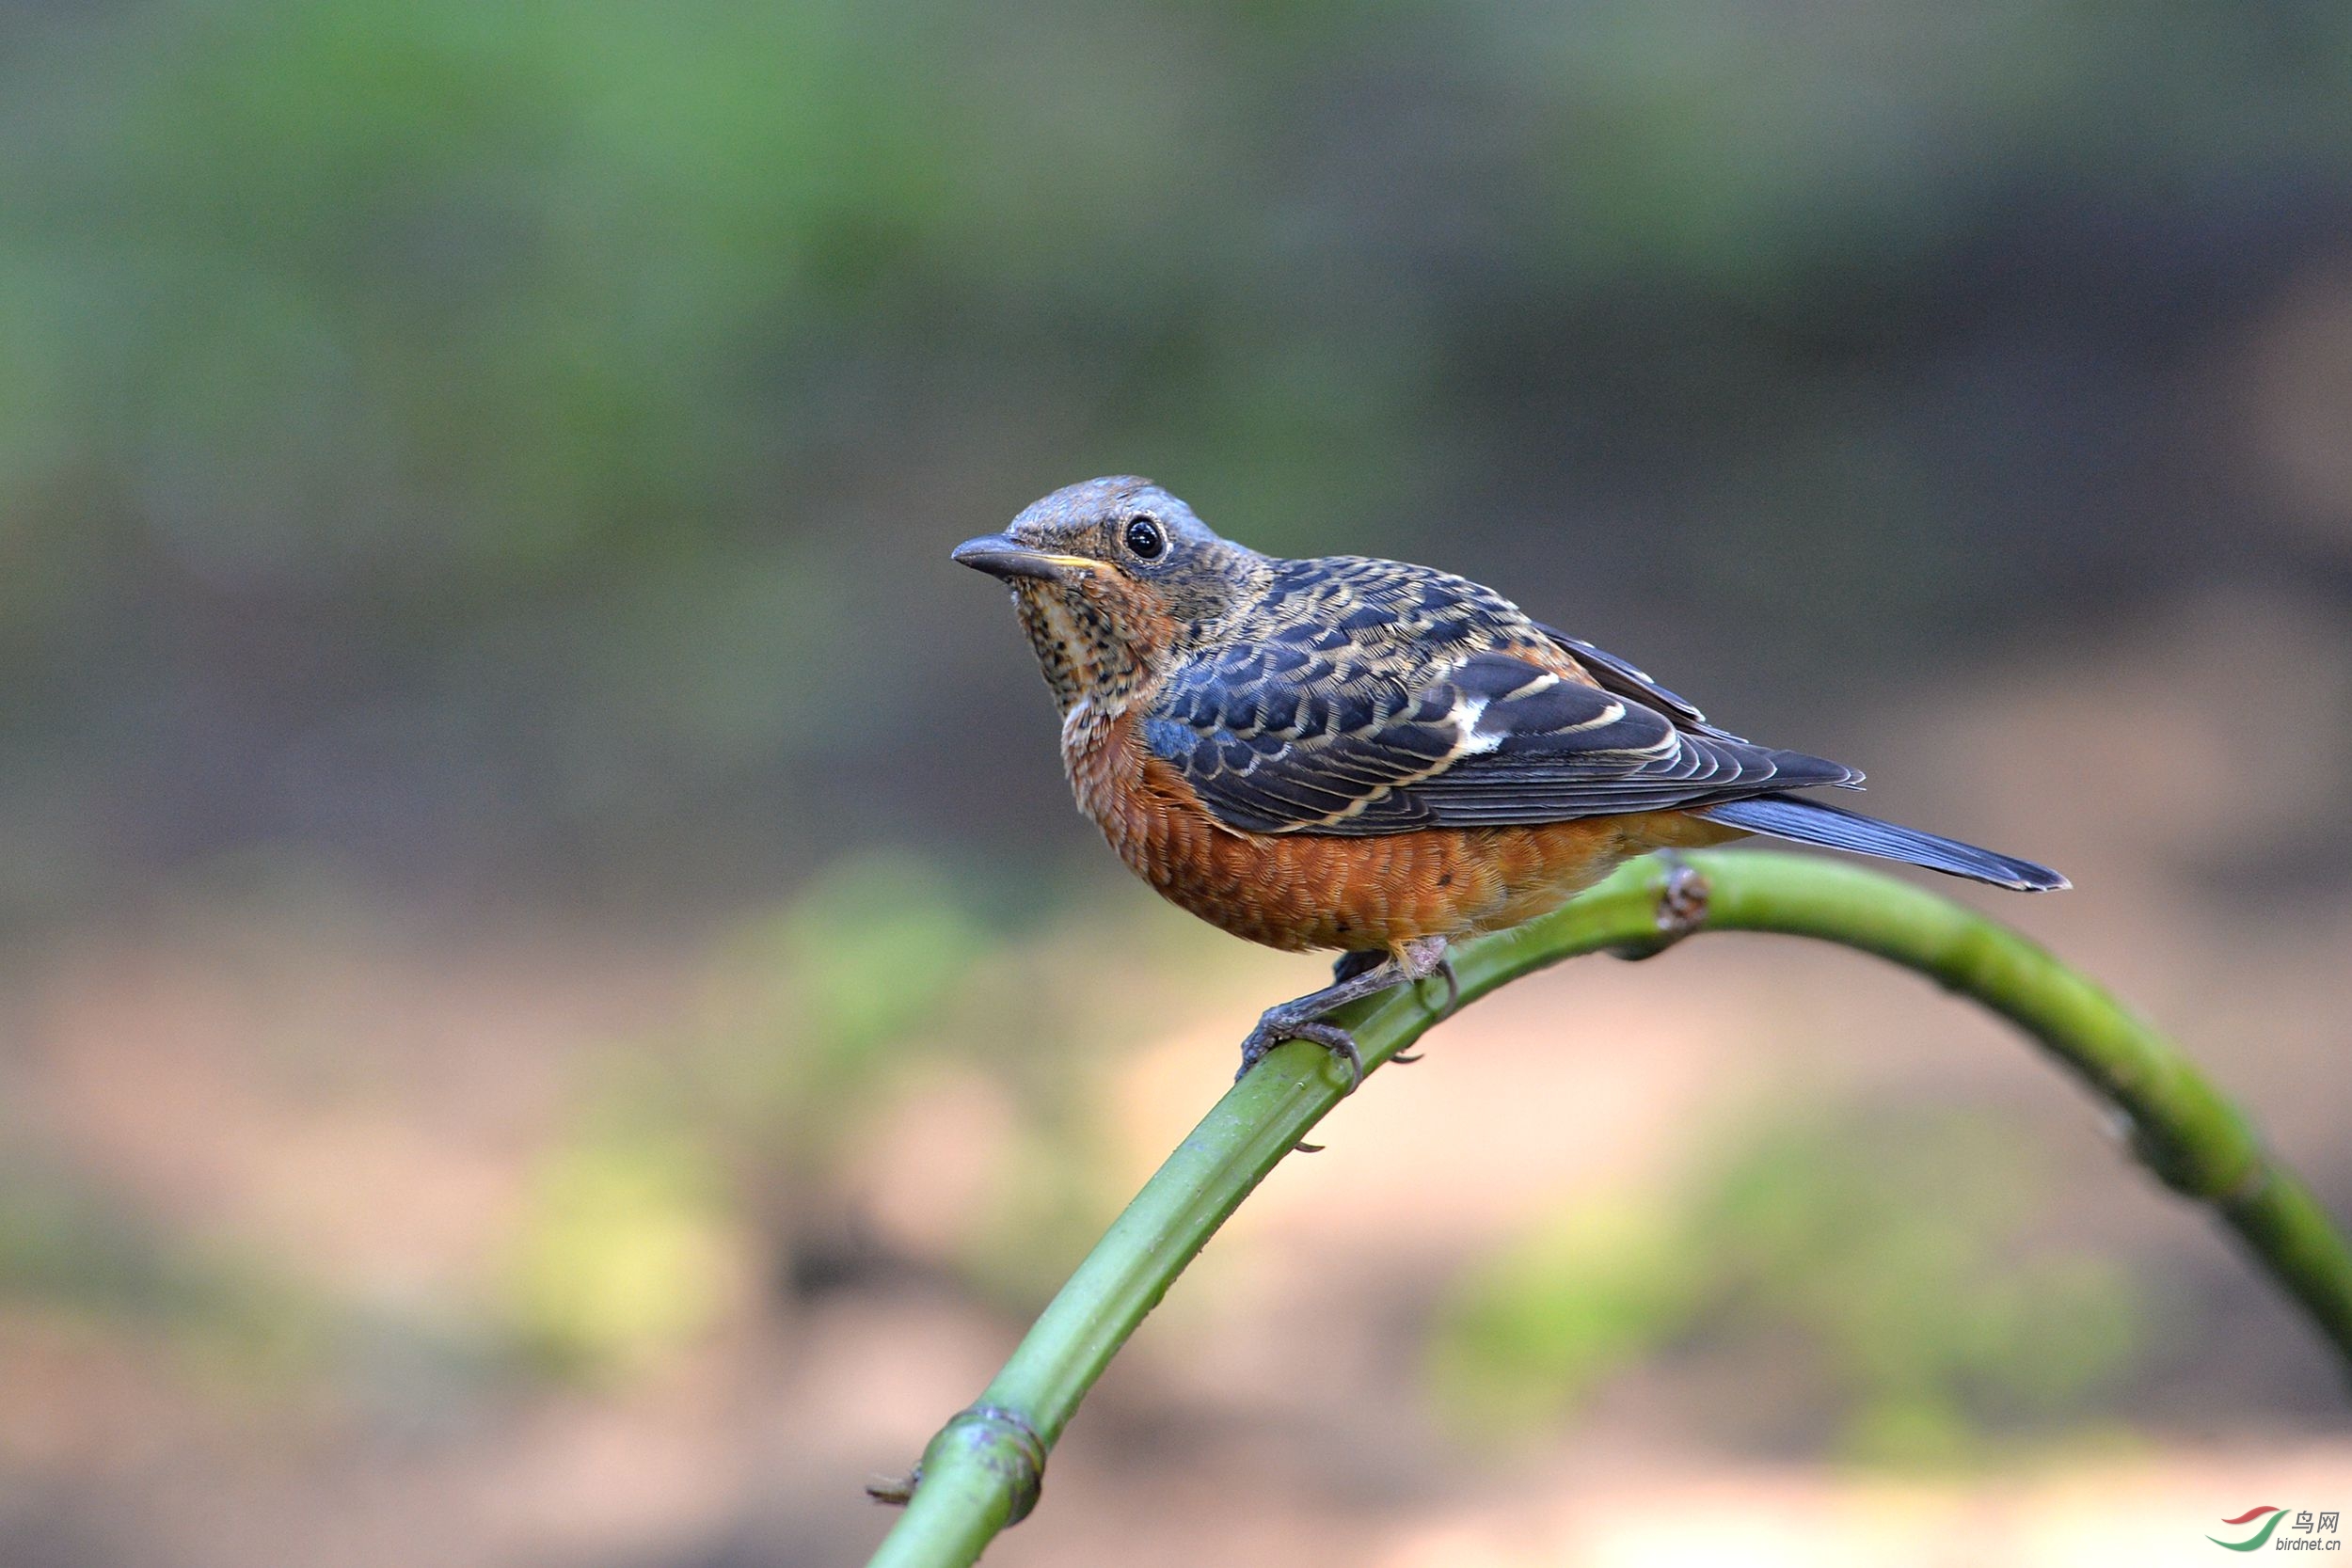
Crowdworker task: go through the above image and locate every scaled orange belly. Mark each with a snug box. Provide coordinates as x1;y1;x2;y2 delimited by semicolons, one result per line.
1065;705;1737;955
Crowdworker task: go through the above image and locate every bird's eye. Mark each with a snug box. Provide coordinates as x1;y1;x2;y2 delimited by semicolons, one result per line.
1123;515;1167;561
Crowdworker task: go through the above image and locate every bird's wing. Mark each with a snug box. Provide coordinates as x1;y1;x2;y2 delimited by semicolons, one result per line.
1144;641;1863;837
1533;625;1752;743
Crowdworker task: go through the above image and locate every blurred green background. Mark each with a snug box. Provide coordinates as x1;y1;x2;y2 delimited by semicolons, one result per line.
3;4;2350;1565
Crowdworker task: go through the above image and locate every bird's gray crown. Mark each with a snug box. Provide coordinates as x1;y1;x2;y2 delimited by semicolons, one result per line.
1005;476;1224;556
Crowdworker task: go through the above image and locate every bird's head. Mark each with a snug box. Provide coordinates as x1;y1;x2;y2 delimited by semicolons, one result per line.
954;477;1262;715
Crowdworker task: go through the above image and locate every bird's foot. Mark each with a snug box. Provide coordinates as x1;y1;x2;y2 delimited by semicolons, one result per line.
1240;937;1451;1090
1236;1013;1363;1090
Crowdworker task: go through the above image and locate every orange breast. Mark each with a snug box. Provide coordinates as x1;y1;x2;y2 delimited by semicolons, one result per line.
1063;705;1737;955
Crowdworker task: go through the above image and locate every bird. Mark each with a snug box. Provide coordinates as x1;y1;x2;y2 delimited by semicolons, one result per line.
954;477;2067;1087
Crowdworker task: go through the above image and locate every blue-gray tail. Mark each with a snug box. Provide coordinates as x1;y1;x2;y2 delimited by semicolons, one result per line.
1695;795;2069;892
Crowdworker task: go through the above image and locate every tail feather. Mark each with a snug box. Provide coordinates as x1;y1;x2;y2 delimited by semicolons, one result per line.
1696;795;2069;892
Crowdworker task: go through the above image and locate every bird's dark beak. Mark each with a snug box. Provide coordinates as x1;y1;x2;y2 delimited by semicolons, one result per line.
951;533;1093;583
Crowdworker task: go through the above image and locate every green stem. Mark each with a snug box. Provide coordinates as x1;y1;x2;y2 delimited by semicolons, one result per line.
865;850;2352;1567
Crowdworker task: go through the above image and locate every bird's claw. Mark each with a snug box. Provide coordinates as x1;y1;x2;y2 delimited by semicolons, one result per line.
1389;954;1457;1065
1424;955;1459;1014
1235;1014;1365;1091
1245;936;1448;1086
1232;1020;1364;1090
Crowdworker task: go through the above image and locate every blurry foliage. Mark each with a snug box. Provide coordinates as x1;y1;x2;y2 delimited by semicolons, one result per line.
1430;1102;2142;1465
490;851;995;1375
500;1117;747;1378
695;850;993;1150
1425;1198;1702;1426
485;848;1191;1377
0;1160;335;1392
2;2;2349;911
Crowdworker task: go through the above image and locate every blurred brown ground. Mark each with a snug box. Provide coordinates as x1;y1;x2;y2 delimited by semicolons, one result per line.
5;614;2349;1567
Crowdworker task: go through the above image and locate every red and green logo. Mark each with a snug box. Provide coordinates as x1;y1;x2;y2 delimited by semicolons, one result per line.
2210;1506;2286;1551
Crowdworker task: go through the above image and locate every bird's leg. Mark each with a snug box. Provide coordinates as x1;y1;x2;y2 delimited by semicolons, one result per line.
1239;937;1451;1091
1330;948;1429;1065
1334;944;1455;1013
1359;946;1458;1064
1388;955;1457;1062
1421;952;1461;1013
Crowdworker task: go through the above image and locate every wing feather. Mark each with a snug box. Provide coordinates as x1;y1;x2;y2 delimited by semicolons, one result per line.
1146;641;1861;836
1535;624;1751;743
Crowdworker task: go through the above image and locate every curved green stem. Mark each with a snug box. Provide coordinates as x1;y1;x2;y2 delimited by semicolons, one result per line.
865;850;2352;1567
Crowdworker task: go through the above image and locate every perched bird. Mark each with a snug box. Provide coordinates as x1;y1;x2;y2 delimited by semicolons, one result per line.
954;477;2066;1085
